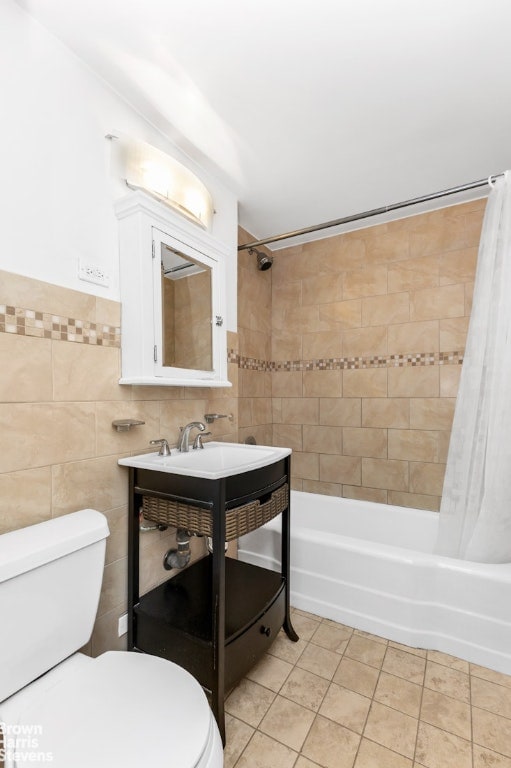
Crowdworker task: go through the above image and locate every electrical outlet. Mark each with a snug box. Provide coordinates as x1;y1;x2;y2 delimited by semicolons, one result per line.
118;612;128;637
78;260;110;287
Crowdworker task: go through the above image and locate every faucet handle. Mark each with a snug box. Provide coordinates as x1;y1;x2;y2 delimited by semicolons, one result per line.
193;431;212;450
149;438;171;456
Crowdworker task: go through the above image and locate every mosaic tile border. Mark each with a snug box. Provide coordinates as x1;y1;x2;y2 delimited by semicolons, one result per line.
0;305;120;347
230;350;463;371
1;311;461;364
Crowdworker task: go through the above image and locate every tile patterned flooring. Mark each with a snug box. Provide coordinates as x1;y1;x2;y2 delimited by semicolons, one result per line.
223;608;511;768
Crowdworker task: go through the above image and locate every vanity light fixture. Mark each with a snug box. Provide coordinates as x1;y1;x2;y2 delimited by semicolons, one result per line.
107;133;214;230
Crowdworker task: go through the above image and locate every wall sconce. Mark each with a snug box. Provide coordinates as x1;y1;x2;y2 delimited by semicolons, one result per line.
108;133;214;230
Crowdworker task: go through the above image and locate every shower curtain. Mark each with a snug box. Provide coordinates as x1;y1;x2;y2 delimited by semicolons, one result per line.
436;171;511;562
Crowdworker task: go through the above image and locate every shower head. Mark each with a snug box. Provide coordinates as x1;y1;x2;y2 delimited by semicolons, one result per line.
249;247;273;271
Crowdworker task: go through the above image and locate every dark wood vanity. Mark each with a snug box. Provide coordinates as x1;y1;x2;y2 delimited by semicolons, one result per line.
126;452;298;744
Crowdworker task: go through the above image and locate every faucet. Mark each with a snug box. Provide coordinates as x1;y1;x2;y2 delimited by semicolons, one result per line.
178;421;206;452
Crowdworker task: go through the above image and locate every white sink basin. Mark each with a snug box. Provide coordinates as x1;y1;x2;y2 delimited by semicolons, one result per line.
118;441;291;479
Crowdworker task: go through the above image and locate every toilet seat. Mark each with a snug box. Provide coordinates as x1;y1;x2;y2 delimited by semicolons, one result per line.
5;652;222;768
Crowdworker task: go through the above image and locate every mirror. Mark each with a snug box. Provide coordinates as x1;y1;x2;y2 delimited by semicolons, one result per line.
160;243;213;371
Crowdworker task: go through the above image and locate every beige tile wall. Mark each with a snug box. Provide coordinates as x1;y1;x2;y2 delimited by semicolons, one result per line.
0;268;238;655
238;200;485;511
237;229;273;445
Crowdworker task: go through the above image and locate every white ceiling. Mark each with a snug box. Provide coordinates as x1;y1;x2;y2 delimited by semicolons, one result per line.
16;0;511;245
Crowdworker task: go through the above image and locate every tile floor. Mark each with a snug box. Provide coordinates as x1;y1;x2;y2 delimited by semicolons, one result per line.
223;608;511;768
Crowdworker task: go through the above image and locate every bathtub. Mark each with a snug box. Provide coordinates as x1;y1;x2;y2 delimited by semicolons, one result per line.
238;490;511;675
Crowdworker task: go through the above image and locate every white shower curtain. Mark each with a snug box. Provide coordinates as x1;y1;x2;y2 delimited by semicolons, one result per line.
436;171;511;562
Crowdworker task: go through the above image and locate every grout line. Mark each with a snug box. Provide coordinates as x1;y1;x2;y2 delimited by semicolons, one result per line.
469;667;475;768
412;650;426;767
357;641;387;765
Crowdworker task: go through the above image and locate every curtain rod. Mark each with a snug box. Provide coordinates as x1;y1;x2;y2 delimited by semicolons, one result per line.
238;173;504;252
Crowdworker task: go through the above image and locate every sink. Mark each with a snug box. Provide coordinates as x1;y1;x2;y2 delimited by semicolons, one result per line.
118;441;291;479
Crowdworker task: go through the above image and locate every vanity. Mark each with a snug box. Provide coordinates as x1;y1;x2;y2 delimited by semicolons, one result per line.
119;443;298;744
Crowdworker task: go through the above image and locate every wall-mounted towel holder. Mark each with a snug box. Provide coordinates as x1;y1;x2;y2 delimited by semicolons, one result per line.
204;413;233;424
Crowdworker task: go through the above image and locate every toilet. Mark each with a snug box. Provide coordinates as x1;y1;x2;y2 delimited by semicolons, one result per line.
0;509;223;768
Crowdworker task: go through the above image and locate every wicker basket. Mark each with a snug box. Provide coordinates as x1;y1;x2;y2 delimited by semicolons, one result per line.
141;482;288;541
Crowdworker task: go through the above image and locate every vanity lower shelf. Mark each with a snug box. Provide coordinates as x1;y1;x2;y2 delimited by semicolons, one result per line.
134;555;286;691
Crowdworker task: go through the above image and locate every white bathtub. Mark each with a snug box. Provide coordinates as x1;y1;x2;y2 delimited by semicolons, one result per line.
238;490;511;675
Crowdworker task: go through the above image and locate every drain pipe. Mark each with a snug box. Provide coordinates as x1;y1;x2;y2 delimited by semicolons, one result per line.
163;529;191;570
206;537;229;554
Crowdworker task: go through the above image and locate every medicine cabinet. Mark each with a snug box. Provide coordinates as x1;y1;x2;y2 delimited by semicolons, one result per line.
115;190;231;387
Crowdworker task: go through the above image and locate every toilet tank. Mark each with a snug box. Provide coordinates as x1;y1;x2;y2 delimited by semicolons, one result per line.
0;509;109;702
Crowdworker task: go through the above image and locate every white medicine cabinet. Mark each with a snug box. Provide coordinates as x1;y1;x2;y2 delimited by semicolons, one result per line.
115;190;231;387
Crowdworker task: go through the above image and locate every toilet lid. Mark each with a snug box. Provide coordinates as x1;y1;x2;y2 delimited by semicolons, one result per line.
14;652;214;768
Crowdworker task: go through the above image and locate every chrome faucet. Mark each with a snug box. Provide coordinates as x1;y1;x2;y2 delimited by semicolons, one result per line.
178;421;206;452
